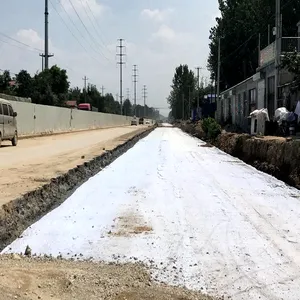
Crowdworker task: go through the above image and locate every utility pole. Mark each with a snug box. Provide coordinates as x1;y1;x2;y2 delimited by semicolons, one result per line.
195;67;203;117
44;0;54;69
274;0;281;112
83;76;88;102
132;65;138;116
142;85;147;117
182;93;185;120
258;33;261;66
101;85;105;96
217;37;221;116
188;86;191;119
117;39;125;115
268;24;271;45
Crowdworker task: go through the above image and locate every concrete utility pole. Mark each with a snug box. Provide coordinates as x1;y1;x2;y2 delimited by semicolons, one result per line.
274;0;281;111
132;65;138;116
188;86;191;119
258;33;261;66
195;67;203;116
142;85;147;117
83;76;88;102
217;37;221;110
117;39;126;115
43;0;53;69
182;93;185;120
101;85;105;96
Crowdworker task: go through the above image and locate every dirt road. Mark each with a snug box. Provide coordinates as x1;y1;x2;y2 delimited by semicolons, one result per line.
0;255;213;300
5;127;300;299
0;126;148;206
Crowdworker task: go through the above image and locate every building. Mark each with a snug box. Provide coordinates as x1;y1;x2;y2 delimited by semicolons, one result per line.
217;22;300;132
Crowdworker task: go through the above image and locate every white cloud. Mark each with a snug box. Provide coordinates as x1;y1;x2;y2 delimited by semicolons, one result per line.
60;0;106;17
152;24;176;41
141;8;174;23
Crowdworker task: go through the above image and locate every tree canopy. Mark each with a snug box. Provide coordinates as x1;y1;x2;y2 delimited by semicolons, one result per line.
167;64;214;120
0;66;158;118
208;0;300;90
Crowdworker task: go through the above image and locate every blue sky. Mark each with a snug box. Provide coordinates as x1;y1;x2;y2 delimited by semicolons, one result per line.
0;0;219;115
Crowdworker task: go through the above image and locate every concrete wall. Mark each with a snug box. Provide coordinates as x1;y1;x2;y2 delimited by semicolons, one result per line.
10;101;132;137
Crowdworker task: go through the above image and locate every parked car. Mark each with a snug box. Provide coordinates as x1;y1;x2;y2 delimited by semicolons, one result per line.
0;98;18;146
139;117;144;125
145;120;150;125
131;116;138;126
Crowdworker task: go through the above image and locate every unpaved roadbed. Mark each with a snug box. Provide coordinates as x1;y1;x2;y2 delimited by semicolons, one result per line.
5;127;300;299
0;126;149;206
0;127;154;251
0;255;214;300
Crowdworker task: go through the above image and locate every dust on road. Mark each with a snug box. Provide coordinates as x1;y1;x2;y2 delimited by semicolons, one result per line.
0;126;148;206
0;255;214;300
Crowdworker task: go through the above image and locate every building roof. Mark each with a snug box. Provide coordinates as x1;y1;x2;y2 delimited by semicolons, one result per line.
65;100;77;107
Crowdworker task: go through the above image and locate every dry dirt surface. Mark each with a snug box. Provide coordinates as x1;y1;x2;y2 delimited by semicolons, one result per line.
0;255;215;300
0;126;148;206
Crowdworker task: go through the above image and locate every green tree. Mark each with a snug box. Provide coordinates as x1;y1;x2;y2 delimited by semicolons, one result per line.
31;66;69;106
69;87;81;102
281;50;300;91
208;0;300;89
123;99;133;116
16;70;33;98
0;70;12;94
167;64;197;119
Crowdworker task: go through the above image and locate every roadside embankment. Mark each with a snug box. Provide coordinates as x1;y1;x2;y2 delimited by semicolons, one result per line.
180;121;300;189
0;126;155;251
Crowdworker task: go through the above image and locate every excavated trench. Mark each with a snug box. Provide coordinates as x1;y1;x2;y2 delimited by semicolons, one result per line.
180;122;300;190
0;127;155;251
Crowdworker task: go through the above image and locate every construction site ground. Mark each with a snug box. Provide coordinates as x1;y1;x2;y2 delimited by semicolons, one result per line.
0;255;213;300
0;126;148;206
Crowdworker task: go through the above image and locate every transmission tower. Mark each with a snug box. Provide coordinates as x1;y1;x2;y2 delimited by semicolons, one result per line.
116;39;126;115
132;65;138;116
142;85;147;117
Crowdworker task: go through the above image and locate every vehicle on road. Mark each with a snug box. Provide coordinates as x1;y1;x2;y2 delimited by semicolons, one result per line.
131;117;138;126
0;98;18;147
139;117;144;125
145;120;150;125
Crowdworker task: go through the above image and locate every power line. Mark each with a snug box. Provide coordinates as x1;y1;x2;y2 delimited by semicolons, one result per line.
116;39;126;115
54;0;105;63
78;0;111;61
0;32;77;74
85;2;112;53
50;0;103;67
81;0;113;56
66;0;109;62
0;32;42;52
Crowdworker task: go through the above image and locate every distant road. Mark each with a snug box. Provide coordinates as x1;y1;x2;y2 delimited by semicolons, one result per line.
0;126;148;205
4;127;300;299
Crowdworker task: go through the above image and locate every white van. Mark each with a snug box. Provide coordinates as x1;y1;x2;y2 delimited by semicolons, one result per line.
0;98;18;146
